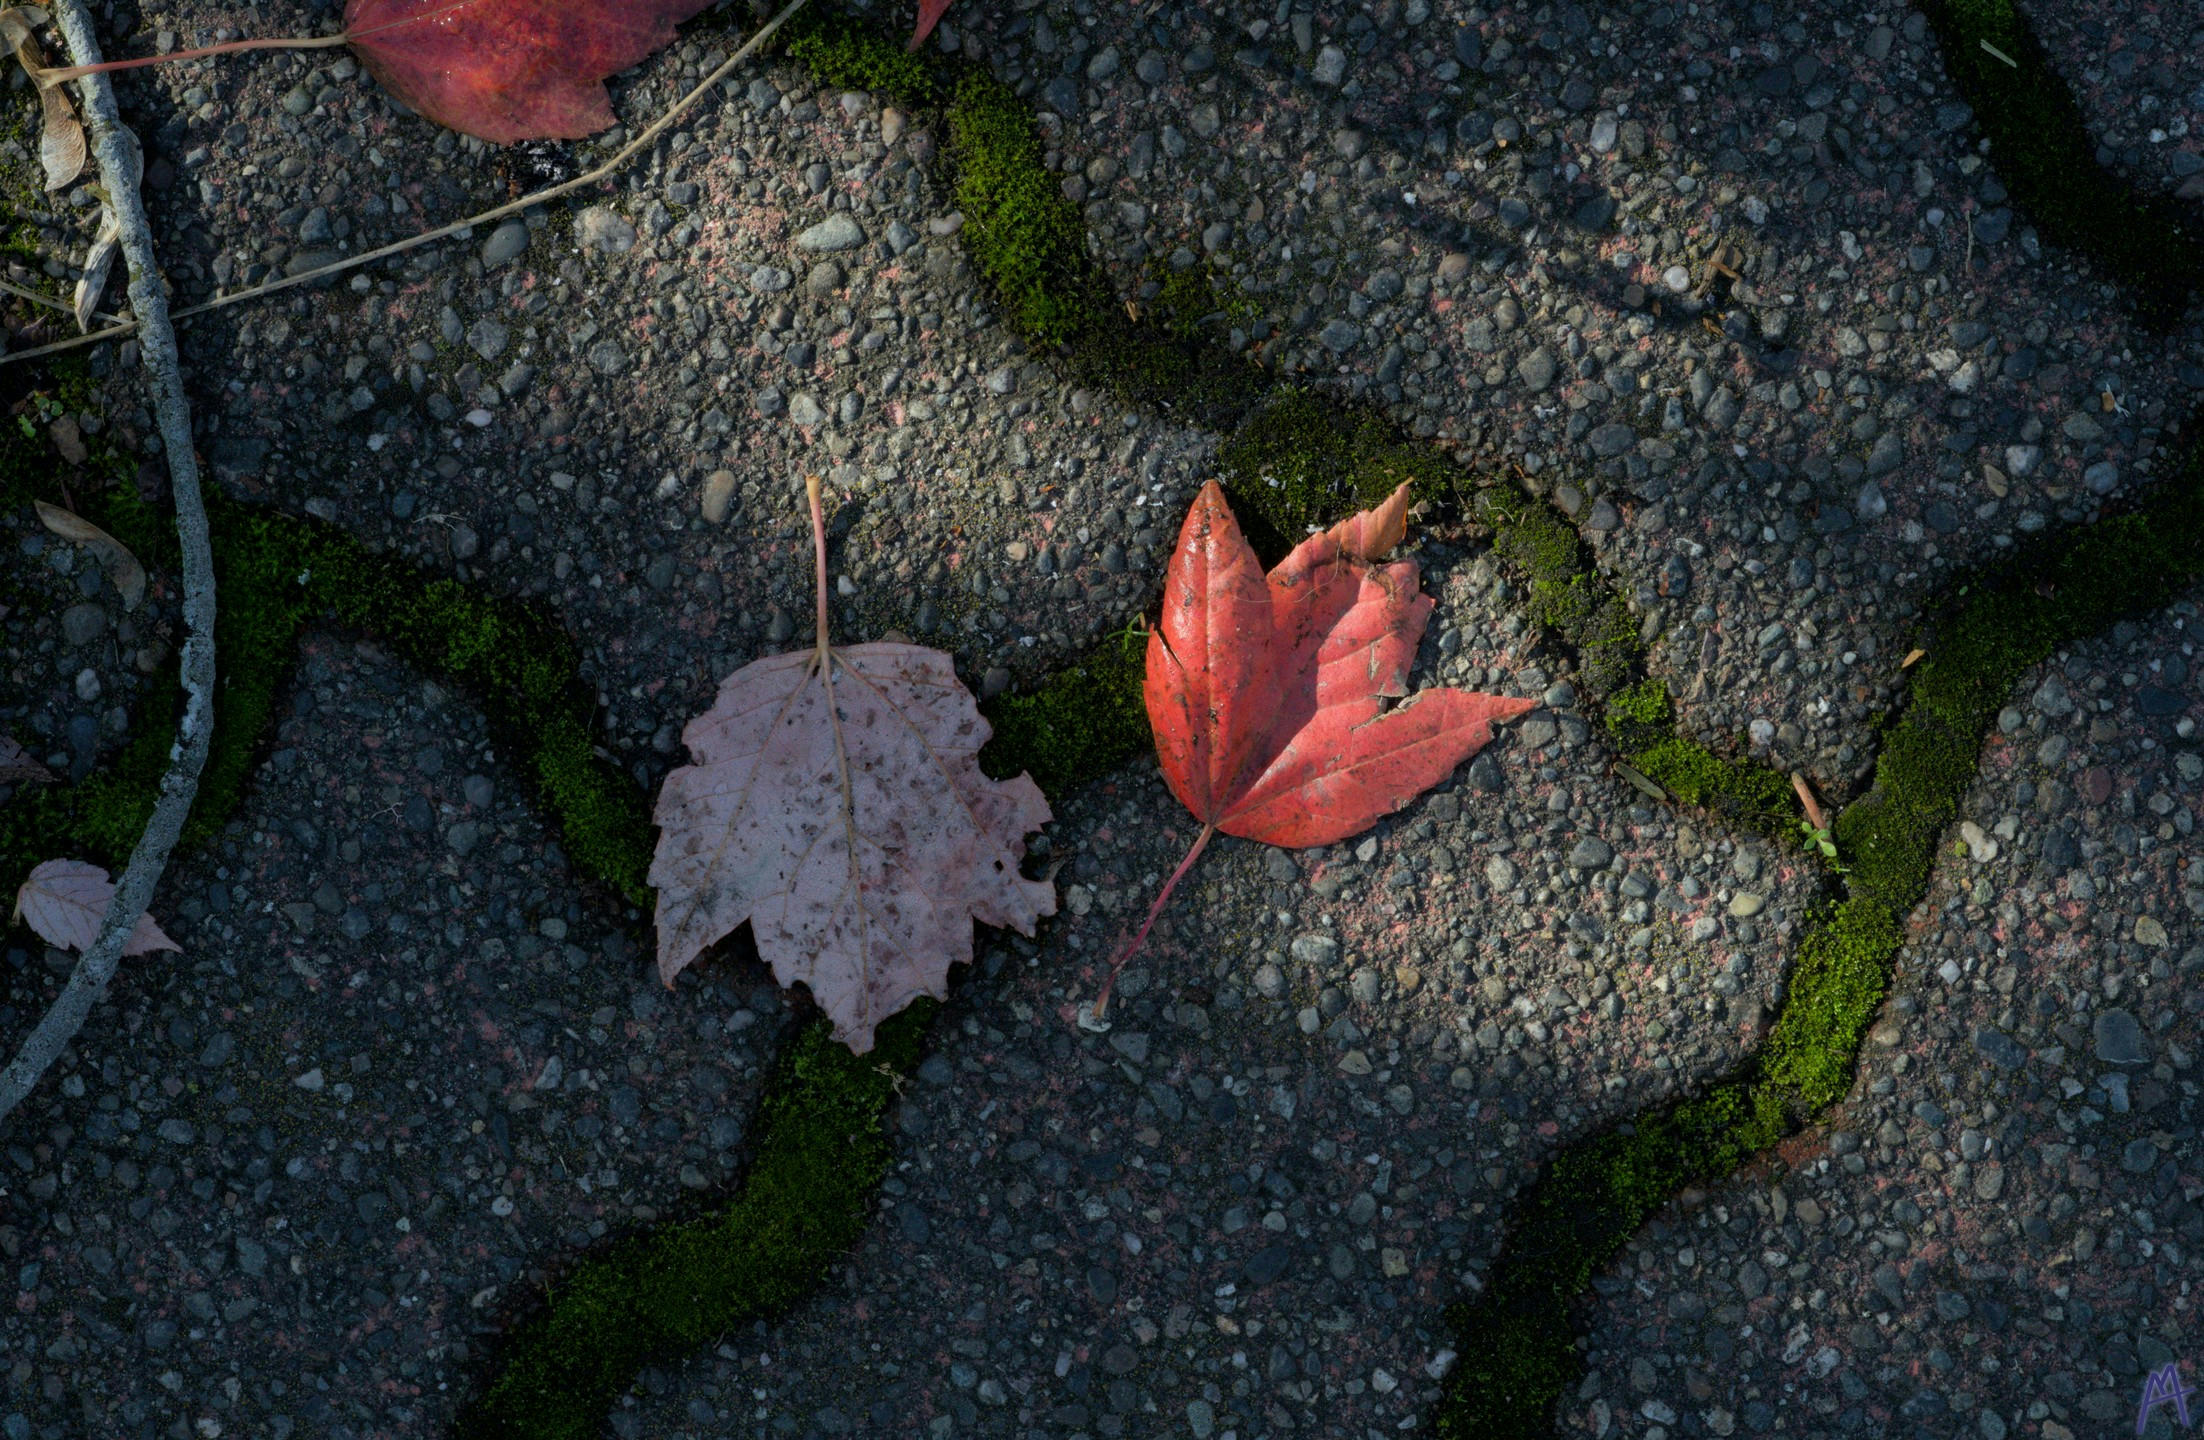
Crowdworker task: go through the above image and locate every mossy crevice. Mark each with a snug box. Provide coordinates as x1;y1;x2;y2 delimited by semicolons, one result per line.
785;10;1268;429
1;489;657;913
455;1005;932;1440
1601;677;1798;836
1469;481;1642;698
1215;388;1454;563
1436;412;2204;1434
781;9;942;105
978;622;1150;797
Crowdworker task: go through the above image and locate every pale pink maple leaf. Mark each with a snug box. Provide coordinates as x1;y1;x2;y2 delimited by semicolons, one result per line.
12;859;181;957
650;476;1054;1054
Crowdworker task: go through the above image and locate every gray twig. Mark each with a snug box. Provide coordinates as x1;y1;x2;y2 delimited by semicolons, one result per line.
0;0;216;1124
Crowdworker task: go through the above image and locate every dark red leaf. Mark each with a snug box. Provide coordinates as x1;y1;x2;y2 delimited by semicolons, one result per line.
345;0;714;144
909;0;954;51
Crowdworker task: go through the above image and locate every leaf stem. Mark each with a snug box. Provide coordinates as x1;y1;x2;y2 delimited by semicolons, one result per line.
37;32;347;84
36;0;476;83
806;473;830;662
1789;770;1825;832
1091;822;1215;1021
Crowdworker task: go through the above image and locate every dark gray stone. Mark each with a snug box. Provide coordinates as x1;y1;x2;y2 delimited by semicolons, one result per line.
1588;422;1635;457
795;214;866;253
1972;1028;2025;1070
1568;837;1613;870
480;220;530;267
1043;74;1082;116
1319;319;1361;354
2094;1009;2147;1065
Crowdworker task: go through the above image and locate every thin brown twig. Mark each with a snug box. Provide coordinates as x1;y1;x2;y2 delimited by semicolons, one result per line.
1;0;816;369
1790;771;1826;833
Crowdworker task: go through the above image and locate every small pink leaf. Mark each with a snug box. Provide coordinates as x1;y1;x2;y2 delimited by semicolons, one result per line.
12;859;181;957
0;735;54;786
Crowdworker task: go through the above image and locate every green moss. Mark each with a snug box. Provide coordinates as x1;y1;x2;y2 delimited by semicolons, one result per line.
1438;410;2204;1437
978;625;1150;797
782;9;941;104
1217;389;1453;562
0;487;657;922
457;1006;933;1440
1436;1078;1784;1439
1603;676;1670;729
945;70;1101;350
1143;260;1258;343
1758;898;1902;1108
767;8;1267;426
1470;483;1644;695
1602;678;1797;839
1915;0;2204;324
272;505;659;906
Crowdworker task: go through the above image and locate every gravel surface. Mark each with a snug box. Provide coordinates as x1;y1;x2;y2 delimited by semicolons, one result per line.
1;499;171;790
0;0;2201;1436
1011;0;2204;798
610;550;1822;1439
0;634;795;1438
2021;0;2204;206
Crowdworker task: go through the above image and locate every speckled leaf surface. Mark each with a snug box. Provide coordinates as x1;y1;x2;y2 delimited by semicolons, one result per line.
650;481;1054;1054
11;859;180;957
1148;481;1535;848
343;0;714;144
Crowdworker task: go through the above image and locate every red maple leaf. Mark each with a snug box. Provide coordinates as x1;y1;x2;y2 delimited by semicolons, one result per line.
344;0;715;144
1091;481;1533;1018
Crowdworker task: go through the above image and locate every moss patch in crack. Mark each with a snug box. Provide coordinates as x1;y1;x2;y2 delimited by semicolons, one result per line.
776;9;1267;425
978;625;1150;798
942;68;1101;350
1469;481;1642;695
1216;388;1455;563
1603;678;1798;836
1915;0;2204;323
457;1004;932;1440
1437;414;2204;1437
0;468;657;920
782;8;942;104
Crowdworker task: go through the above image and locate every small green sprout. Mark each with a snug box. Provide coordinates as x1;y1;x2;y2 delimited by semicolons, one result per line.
1791;771;1846;871
1800;818;1847;871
